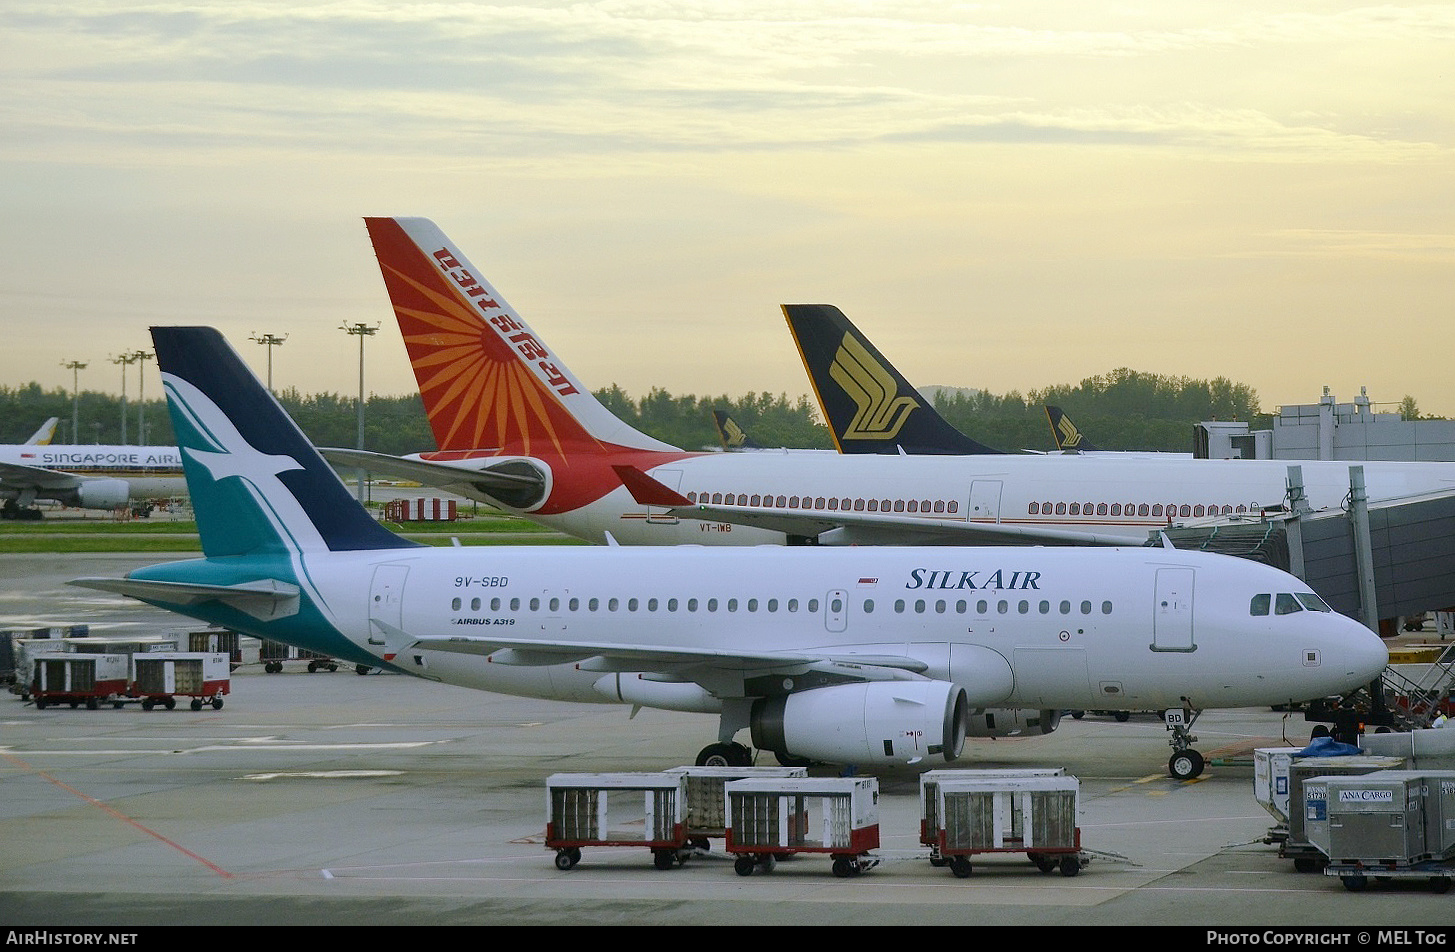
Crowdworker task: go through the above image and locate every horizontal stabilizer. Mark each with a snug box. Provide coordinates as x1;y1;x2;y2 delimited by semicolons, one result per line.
612;465;693;507
69;576;300;621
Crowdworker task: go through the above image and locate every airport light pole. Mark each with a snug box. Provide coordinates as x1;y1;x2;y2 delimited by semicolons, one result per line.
110;352;139;444
340;322;379;503
250;332;287;393
130;350;153;446
61;359;86;446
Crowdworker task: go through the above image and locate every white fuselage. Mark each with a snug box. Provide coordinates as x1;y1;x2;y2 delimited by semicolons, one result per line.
0;443;187;503
305;543;1387;713
498;450;1455;546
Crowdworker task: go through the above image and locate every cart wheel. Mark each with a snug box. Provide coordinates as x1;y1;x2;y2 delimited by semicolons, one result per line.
355;665;371;676
327;664;338;672
832;857;852;878
1059;856;1081;877
689;836;710;852
929;855;948;868
759;853;776;873
1029;852;1056;873
1431;878;1452;895
69;701;78;709
191;699;203;711
1341;875;1368;892
113;701;125;710
86;699;99;710
141;698;154;711
949;856;972;879
1293;856;1323;873
554;849;579;871
734;855;756;876
1114;711;1130;722
34;699;46;710
653;849;677;870
307;661;318;673
211;697;224;710
1168;748;1205;781
163;697;176;710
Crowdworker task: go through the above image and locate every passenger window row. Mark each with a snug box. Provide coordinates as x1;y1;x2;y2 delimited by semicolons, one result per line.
448;595;1114;617
686;491;959;515
1028;501;1259;518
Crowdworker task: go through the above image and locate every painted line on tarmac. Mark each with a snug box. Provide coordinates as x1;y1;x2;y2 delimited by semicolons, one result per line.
0;748;233;879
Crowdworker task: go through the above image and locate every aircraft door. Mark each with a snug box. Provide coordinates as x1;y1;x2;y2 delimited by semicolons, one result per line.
1153;567;1195;652
368;564;409;647
646;469;682;524
825;590;848;632
968;480;1002;523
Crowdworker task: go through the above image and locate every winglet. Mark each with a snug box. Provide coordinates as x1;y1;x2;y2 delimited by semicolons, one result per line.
612;465;693;507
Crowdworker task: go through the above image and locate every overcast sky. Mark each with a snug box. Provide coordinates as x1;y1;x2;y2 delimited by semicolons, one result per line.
2;2;1452;428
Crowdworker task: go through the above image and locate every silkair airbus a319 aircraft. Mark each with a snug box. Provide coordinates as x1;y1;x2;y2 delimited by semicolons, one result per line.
326;219;1455;549
73;327;1388;779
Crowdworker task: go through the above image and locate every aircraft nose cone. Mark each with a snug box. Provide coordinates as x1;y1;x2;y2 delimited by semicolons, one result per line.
1342;620;1389;684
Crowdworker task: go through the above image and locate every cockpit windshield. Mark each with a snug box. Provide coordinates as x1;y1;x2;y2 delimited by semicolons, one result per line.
1250;592;1332;616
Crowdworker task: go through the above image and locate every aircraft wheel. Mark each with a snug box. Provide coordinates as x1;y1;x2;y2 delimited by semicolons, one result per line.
1114;711;1130;722
696;742;752;767
1169;748;1205;780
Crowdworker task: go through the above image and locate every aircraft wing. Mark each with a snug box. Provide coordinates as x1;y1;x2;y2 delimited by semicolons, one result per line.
0;459;86;492
389;628;930;684
612;464;1134;546
319;448;544;503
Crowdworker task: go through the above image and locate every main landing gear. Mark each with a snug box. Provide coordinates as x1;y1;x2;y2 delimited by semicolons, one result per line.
696;742;753;767
1165;704;1206;780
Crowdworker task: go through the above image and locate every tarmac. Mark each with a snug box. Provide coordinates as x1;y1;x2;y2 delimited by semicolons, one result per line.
2;553;1454;929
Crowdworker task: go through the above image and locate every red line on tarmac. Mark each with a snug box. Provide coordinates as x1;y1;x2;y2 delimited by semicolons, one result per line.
0;749;233;878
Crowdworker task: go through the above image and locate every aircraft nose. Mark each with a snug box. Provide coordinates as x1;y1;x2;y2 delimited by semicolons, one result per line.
1339;618;1389;684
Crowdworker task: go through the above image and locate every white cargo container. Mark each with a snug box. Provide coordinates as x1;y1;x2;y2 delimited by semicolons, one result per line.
1312;770;1455;893
931;775;1085;879
724;776;880;878
131;652;231;711
544;773;689;870
918;768;1067;860
29;652;129;710
662;765;807;842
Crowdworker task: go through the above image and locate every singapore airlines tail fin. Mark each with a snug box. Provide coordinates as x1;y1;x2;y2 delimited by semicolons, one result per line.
782;304;1003;456
711;410;762;451
364;217;678;457
25;418;58;445
1045;405;1102;453
149;327;411;560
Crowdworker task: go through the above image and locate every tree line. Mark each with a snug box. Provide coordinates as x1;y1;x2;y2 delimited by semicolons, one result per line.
0;370;1435;455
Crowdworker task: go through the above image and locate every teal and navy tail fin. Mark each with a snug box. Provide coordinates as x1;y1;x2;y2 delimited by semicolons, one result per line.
151;326;414;558
711;410;762;450
1045;405;1100;452
781;304;1003;456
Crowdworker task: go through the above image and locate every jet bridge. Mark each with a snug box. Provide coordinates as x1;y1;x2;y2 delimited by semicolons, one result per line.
1158;465;1455;729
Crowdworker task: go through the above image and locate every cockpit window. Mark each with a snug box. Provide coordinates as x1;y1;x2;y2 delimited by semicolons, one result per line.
1274;593;1303;615
1250;594;1270;616
1295;592;1332;613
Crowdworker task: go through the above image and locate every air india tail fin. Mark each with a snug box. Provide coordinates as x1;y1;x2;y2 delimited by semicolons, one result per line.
1045;406;1101;453
781;304;1002;456
364;217;678;457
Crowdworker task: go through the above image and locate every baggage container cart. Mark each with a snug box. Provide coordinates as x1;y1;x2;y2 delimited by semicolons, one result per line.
932;775;1085;879
544;773;689;870
724;776;880;878
918;767;1066;864
260;639;337;673
663;765;807;846
1309;770;1455;892
1281;755;1405;872
131;652;231;710
29;652;129;710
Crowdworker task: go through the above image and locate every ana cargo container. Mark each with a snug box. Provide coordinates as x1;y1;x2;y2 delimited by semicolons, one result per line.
931;775;1085;879
29;652;129;710
724;776;880;878
131;652;230;710
1282;755;1405;872
544;773;690;870
1310;770;1455;892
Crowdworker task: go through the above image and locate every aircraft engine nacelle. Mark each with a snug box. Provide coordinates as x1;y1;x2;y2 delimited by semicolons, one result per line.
751;680;969;766
73;479;131;511
965;708;1061;738
476;457;550;511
